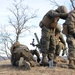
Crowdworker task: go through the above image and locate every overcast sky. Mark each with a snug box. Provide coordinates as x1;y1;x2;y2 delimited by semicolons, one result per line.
0;0;70;24
0;0;70;50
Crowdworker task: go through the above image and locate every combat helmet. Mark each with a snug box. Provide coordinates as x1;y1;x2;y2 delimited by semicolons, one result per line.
56;25;61;32
56;6;68;13
13;41;21;47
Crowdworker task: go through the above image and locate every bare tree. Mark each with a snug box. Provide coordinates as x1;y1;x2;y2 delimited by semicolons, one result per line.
8;0;37;42
49;0;75;10
0;0;37;59
0;26;14;59
70;0;75;9
49;0;60;7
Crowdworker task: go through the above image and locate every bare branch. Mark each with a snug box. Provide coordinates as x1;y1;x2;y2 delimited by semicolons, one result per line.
0;0;37;58
49;0;60;7
70;0;75;9
8;0;37;41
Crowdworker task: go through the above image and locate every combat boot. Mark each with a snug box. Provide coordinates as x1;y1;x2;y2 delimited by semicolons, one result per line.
29;60;39;67
69;59;75;69
53;59;57;67
24;61;31;70
18;57;31;70
48;53;57;67
41;54;49;66
18;57;24;67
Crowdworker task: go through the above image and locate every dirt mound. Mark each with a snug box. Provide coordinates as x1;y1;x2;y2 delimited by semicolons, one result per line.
0;59;75;75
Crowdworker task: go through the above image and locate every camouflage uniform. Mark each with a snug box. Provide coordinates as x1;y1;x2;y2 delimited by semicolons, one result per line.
63;10;75;69
55;25;66;57
30;50;41;63
10;42;39;70
39;6;68;66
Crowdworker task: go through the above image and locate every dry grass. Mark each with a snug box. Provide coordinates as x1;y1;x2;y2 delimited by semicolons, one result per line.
0;59;75;75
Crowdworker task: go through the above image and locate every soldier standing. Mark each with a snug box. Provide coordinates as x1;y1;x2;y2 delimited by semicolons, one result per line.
63;10;75;69
39;6;68;66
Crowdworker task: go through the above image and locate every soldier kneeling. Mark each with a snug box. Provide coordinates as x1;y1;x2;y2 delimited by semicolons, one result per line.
10;41;39;70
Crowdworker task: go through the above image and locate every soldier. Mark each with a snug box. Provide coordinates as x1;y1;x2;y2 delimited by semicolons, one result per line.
30;38;41;63
55;25;66;57
10;41;39;70
30;49;41;63
39;6;68;66
63;10;75;69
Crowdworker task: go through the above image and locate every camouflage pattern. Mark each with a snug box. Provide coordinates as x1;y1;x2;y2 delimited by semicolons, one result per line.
40;26;56;60
39;6;68;65
63;10;75;69
55;25;66;56
10;42;39;68
30;50;41;63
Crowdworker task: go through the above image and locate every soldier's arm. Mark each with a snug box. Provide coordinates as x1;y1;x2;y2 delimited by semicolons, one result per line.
59;13;68;19
46;10;60;18
46;10;68;19
59;34;66;47
30;50;41;63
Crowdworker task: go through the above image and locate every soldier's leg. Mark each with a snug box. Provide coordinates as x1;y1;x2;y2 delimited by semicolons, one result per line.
68;49;75;69
55;45;60;57
21;49;40;68
55;43;62;57
11;52;21;66
41;53;49;66
67;37;75;69
48;35;56;59
34;50;41;63
40;39;49;66
40;26;50;66
11;54;17;66
29;60;39;67
40;40;49;66
18;57;31;70
48;35;56;66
